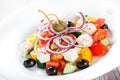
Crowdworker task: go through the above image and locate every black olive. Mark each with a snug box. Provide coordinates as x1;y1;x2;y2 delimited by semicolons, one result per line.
46;66;58;75
23;58;36;68
102;23;108;29
67;21;74;27
76;59;89;69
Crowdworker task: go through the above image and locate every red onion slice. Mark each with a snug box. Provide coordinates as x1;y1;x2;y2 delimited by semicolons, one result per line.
45;38;69;54
53;36;73;49
68;12;85;30
37;24;56;40
61;35;75;46
37;30;52;40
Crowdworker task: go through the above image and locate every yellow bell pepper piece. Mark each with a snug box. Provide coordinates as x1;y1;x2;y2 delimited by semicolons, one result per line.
36;44;40;50
80;48;93;62
51;54;63;61
86;15;97;22
26;32;38;45
30;52;37;60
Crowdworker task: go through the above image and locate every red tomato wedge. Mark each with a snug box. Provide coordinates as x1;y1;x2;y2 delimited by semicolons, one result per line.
91;18;105;29
46;61;60;69
61;41;68;46
57;59;66;72
42;31;54;38
93;29;109;42
69;34;77;41
39;31;55;47
39;39;48;47
90;41;109;56
46;59;66;72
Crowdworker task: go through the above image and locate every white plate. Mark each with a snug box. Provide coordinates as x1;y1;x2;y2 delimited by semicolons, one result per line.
0;0;120;80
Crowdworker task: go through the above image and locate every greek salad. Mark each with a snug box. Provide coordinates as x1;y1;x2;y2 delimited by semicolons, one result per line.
19;10;112;75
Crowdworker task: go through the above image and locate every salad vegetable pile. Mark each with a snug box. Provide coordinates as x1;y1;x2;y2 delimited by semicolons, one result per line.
19;10;112;75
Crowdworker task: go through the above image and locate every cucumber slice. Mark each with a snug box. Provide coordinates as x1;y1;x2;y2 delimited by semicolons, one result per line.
63;63;77;74
36;59;46;69
100;38;111;46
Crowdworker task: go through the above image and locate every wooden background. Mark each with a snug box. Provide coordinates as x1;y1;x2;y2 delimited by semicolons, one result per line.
94;67;120;80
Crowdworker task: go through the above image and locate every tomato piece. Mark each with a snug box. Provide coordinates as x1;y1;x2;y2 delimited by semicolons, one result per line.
69;34;77;41
57;59;66;72
39;31;55;47
42;31;55;38
63;32;68;35
90;41;109;56
91;18;105;29
93;29;109;42
39;39;48;47
61;41;68;46
46;59;66;72
46;61;60;69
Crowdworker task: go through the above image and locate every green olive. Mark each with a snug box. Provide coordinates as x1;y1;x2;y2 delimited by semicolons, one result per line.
52;21;67;32
59;20;67;29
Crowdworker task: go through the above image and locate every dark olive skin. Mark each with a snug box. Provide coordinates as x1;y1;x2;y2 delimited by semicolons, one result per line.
23;58;36;68
67;21;74;27
102;23;108;29
76;59;89;69
46;66;58;75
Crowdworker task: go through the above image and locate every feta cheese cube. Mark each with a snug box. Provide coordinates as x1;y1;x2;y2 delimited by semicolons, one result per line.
19;41;33;57
76;33;93;47
37;53;50;63
37;47;46;53
74;47;81;54
63;49;78;61
82;23;97;35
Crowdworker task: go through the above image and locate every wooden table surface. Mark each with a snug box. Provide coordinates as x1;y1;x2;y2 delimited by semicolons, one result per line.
94;67;120;80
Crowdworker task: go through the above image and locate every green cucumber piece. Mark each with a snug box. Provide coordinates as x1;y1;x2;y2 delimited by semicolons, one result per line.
36;59;46;69
63;63;77;74
100;38;111;46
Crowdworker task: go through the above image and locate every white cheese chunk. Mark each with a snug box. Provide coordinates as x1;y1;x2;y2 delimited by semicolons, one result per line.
73;47;81;54
63;49;78;61
76;33;93;47
37;53;50;63
19;41;33;57
37;47;46;53
82;23;97;35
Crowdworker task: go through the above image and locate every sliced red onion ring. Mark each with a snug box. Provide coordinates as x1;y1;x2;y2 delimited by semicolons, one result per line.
37;24;56;40
68;12;85;30
53;36;73;49
45;38;69;54
68;28;80;32
61;35;75;46
37;30;52;40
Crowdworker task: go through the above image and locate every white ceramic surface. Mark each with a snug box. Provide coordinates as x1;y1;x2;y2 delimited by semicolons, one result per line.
0;0;120;80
